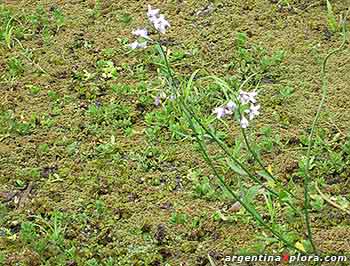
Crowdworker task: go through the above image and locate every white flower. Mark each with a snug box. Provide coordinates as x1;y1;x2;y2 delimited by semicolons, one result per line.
246;104;260;120
138;42;147;48
226;101;237;114
153;15;170;34
213;107;226;119
132;28;148;38
240;115;249;128
238;90;258;104
147;5;160;20
147;5;170;34
129;41;147;49
129;41;139;49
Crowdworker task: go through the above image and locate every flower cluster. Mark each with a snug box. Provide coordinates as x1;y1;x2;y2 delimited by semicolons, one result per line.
129;5;170;50
213;90;260;128
147;5;170;34
129;30;148;49
213;101;236;119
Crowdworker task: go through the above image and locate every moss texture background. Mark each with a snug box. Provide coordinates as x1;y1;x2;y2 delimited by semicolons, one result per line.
0;0;350;265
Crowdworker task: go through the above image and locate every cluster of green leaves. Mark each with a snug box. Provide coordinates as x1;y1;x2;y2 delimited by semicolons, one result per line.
0;4;66;48
26;5;65;36
0;110;36;135
0;6;27;49
96;60;119;80
227;32;285;83
86;102;132;129
0;4;68;83
144;104;192;141
6;208;122;266
19;212;67;261
309;131;350;177
326;0;338;33
6;57;24;77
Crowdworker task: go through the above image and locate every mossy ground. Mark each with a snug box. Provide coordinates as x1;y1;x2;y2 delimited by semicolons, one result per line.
0;0;350;265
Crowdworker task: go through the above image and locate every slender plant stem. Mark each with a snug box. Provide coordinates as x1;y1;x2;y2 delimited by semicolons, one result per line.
181;102;302;252
156;42;297;210
240;123;296;199
156;40;176;92
303;23;347;254
182;102;299;212
241;128;277;182
14;38;51;76
185;104;279;195
156;37;301;249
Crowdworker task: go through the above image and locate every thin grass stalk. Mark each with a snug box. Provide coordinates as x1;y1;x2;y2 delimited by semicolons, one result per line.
240;127;277;182
184;104;280;197
303;21;347;253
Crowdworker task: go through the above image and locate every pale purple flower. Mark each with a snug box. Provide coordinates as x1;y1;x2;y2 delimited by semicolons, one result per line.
153;15;170;34
147;5;160;20
213;100;237;119
129;41;139;49
147;5;170;34
226;101;237;114
129;41;147;49
240;116;249;129
238;90;258;104
213;107;227;119
132;28;148;38
246;104;260;120
212;91;260;127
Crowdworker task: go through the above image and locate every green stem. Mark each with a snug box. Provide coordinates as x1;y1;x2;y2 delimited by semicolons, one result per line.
239;121;295;199
303;23;347;254
157;43;297;209
185;104;279;196
241;128;277;182
181;102;302;252
156;37;300;247
183;103;299;212
156;44;264;192
156;40;176;93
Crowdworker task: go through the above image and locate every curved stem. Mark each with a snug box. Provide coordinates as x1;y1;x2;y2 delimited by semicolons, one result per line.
315;182;350;215
184;104;279;196
156;44;271;194
303;22;347;254
156;40;176;93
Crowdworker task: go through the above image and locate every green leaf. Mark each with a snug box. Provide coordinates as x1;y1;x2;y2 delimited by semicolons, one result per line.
326;0;338;33
227;159;247;176
243;185;261;203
